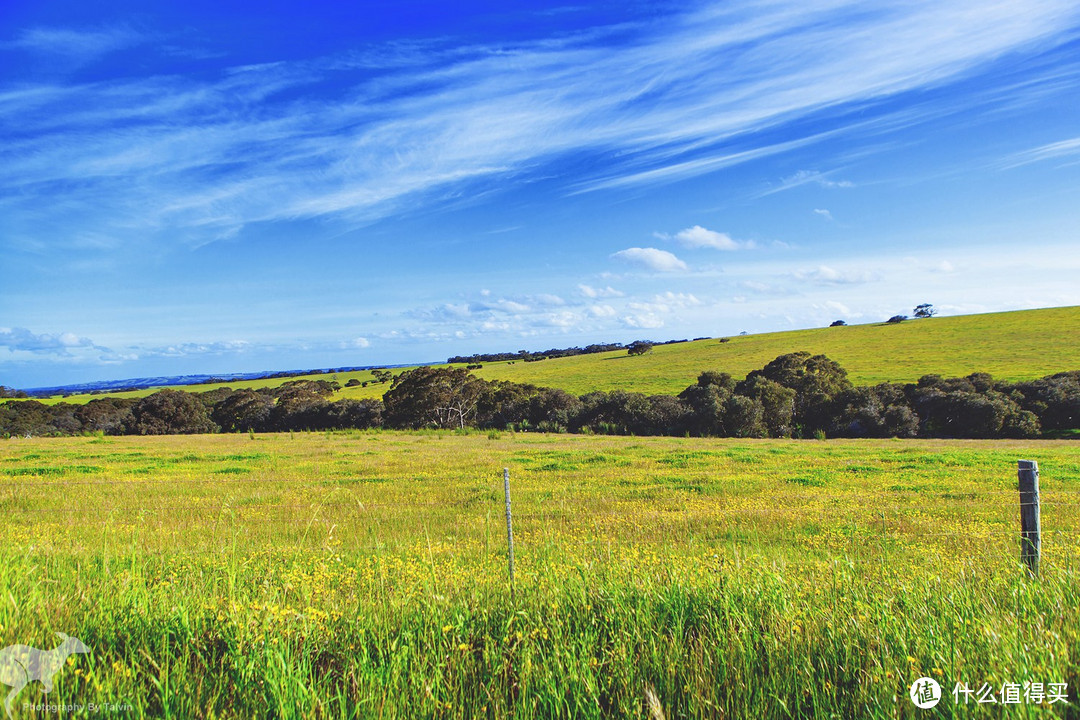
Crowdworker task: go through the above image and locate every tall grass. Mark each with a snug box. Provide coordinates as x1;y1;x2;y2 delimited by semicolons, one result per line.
1;432;1078;717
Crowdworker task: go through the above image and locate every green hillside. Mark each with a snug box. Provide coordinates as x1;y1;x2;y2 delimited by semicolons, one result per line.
30;306;1080;404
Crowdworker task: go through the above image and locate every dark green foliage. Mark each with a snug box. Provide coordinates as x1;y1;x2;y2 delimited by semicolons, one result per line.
211;390;274;433
383;366;486;429
733;376;795;438
527;388;583;432
743;352;851;436
323;398;383;430
627;340;654;356
4;354;1076;439
128;390;218;435
76;398;135;435
1013;371;1080;430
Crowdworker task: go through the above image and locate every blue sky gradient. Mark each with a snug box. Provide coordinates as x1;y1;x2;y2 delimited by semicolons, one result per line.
3;0;1080;387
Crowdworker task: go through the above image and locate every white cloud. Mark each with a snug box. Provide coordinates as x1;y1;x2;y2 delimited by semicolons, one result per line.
0;327;105;355
813;208;833;220
578;284;624;298
349;337;370;348
793;265;876;285
620;313;665;329
588;304;617;317
611;247;688;272
658;225;752;250
532;293;565;306
5;26;145;59
1004;136;1080;167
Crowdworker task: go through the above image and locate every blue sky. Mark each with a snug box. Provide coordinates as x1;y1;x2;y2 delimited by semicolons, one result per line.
2;0;1080;388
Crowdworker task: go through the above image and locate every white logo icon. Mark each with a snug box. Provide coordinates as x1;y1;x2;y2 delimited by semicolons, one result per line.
910;677;942;709
0;633;89;718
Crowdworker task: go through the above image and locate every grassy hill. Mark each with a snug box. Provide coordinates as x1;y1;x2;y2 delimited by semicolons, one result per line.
31;306;1080;404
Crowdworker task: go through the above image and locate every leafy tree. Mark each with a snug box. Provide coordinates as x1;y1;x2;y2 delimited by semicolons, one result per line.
723;395;767;438
323;398;383;429
75;398;135;435
743;352;851;436
128;390;217;435
212;390;274;433
678;376;734;436
527;388;583;432
886;315;907;324
383;367;486;429
829;320;847;327
645;394;692;436
734;375;795;437
627;340;654;356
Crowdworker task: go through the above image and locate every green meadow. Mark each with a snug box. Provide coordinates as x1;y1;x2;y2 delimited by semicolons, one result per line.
33;306;1080;405
1;431;1078;717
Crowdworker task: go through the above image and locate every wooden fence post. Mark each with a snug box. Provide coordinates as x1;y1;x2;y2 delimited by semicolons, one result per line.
1018;460;1041;577
503;467;516;597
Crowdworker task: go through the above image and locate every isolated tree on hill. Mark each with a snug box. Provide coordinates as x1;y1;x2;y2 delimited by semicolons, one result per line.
830;320;846;327
627;340;653;356
914;303;937;318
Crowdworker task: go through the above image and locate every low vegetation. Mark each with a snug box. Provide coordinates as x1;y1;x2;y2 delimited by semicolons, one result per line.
1;432;1078;717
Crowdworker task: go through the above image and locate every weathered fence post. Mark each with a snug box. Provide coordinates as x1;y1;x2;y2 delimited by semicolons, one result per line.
1018;460;1041;577
503;467;516;597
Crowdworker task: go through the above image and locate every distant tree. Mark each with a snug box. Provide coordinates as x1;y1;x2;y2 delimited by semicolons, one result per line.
627;340;654;356
886;315;907;324
829;320;847;327
913;303;937;319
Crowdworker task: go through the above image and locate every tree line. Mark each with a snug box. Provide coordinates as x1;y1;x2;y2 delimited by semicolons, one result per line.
2;353;1077;439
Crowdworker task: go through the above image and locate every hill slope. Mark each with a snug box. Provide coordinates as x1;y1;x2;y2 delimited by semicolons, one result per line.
29;306;1080;404
458;306;1080;397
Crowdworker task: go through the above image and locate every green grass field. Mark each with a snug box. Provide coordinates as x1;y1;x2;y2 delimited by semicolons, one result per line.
2;431;1078;717
32;306;1080;405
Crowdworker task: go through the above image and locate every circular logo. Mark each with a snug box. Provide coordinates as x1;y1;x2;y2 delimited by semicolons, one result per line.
909;677;941;709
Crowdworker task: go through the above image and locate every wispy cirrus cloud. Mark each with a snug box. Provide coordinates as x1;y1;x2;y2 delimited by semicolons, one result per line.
1002;136;1080;168
3;25;146;60
3;0;1079;253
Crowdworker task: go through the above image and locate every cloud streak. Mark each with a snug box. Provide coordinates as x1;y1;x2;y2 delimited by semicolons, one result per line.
3;0;1078;252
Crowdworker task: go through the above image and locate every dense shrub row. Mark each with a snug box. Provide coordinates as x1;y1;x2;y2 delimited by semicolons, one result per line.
3;353;1078;439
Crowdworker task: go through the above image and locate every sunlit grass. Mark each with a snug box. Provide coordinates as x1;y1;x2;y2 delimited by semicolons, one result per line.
1;432;1078;717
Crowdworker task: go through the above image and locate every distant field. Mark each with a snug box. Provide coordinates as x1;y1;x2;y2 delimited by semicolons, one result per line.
31;305;1080;404
1;431;1078;717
